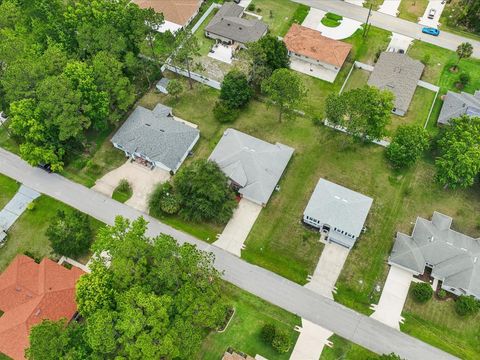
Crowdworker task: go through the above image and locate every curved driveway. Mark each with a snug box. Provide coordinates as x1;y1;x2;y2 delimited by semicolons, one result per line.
0;148;456;360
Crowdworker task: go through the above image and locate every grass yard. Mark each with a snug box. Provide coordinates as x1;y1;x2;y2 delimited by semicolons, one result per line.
438;0;480;42
0;194;104;271
321;13;343;28
249;0;304;36
402;292;480;359
0;174;19;209
344;27;392;65
408;40;480;92
388;86;437;135
320;335;378;359
192;8;217;56
112;181;133;203
61;128;127;188
398;0;429;22
341;67;370;93
0;122;19;154
198;283;300;360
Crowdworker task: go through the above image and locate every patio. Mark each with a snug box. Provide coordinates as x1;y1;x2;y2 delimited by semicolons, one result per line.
290;57;339;83
208;43;234;64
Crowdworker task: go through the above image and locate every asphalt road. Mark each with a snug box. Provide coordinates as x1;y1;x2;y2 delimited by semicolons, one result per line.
0;148;457;360
293;0;480;58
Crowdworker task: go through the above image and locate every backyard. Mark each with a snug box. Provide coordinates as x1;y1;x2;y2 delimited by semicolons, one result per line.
402;289;480;359
0;192;104;271
198;284;300;359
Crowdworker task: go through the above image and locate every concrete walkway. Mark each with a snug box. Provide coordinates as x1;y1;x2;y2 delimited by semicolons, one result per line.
370;265;413;329
302;8;362;40
378;0;400;17
419;0;446;28
0;185;40;232
214;198;262;256
92;161;170;213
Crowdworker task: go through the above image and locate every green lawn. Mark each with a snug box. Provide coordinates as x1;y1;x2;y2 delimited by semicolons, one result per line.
0;174;19;209
112;182;133;203
321;13;342;28
438;0;480;42
320;335;378;359
198;284;300;359
398;0;428;22
341;67;370;93
192;8;217;56
402;290;480;359
344;27;392;65
250;0;304;36
408;40;480;92
0;194;104;271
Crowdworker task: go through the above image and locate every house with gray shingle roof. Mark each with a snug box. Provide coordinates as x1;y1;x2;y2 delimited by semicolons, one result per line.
208;128;294;206
368;52;424;116
437;90;480;125
111;104;199;173
303;179;373;249
389;212;480;299
205;2;268;47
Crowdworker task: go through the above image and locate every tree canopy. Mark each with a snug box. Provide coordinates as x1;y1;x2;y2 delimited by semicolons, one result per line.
435;115;480;189
28;217;228;359
220;69;252;109
261;68;306;122
386;125;430;169
326;85;394;142
0;0;161;170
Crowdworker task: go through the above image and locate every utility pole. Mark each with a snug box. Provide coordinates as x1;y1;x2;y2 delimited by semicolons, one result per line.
363;3;373;38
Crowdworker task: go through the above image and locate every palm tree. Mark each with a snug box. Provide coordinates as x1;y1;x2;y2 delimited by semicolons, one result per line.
454;42;473;70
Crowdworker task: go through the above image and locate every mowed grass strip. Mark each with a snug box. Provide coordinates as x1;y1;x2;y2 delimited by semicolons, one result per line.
198;283;300;360
0;174;19;209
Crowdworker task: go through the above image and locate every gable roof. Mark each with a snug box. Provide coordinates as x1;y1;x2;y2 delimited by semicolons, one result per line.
111;104;199;171
389;212;480;299
0;255;84;360
132;0;202;26
304;178;373;238
437;90;480;125
283;24;352;67
209;129;294;205
368;52;424;113
205;2;268;44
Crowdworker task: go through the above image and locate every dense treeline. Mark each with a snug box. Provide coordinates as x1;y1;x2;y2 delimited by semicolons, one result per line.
0;0;166;170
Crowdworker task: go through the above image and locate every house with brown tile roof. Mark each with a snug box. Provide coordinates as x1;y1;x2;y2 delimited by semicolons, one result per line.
0;255;84;360
283;24;352;82
132;0;203;32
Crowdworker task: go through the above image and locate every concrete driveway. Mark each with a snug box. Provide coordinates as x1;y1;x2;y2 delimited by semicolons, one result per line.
419;0;446;28
387;32;414;52
370;265;413;329
378;0;401;17
302;8;362;40
213;198;262;256
290;319;333;360
305;242;350;299
92;160;170;213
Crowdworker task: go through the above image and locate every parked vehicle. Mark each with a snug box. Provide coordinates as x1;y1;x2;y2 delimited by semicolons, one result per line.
38;163;53;173
422;27;440;36
428;8;436;19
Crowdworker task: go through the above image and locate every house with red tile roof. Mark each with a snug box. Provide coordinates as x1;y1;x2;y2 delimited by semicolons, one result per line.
283;24;352;82
0;255;84;360
132;0;203;33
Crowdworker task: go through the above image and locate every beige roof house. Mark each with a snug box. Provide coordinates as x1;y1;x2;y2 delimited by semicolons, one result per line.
284;24;352;68
132;0;202;32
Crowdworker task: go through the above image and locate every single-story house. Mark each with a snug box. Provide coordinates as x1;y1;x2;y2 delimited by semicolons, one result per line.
111;103;199;173
156;77;170;94
389;212;480;300
368;52;424;116
132;0;203;33
0;255;85;360
437;89;480;125
303;179;373;249
209;128;294;206
283;23;352;82
205;2;268;48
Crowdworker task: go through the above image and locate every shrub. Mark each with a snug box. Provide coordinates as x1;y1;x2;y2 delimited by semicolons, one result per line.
247;3;255;11
272;328;291;353
160;192;181;215
411;282;433;303
27;202;36;211
421;54;431;66
437;289;447;299
454;295;479;316
149;182;181;215
213;101;239;123
166;79;183;99
117;179;131;193
458;72;470;86
261;323;276;344
326;12;343;21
